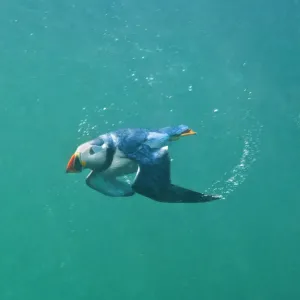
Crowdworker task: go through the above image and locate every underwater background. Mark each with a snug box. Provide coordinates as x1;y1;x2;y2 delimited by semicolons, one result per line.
1;0;300;299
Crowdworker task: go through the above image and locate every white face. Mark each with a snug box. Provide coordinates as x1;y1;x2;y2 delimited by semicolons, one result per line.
76;141;109;171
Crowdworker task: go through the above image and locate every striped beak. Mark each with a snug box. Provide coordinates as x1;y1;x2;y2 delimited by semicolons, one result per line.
66;152;83;173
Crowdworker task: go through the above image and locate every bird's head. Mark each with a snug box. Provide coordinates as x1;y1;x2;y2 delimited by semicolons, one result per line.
66;137;109;173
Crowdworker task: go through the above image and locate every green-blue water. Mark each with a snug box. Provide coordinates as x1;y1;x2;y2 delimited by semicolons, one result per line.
1;0;300;299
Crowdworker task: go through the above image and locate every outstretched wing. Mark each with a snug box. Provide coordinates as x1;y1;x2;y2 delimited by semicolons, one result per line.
131;147;221;203
131;147;171;200
86;170;134;197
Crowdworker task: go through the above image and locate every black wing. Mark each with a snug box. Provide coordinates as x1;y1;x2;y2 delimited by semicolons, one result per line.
131;149;222;203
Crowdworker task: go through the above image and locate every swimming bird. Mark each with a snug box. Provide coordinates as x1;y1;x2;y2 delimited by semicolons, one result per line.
66;125;222;203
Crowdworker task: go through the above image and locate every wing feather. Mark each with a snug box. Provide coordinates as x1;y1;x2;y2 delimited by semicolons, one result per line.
131;148;222;203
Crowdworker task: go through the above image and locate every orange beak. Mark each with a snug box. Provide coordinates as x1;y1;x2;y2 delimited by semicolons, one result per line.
169;128;197;141
180;128;197;137
66;152;82;173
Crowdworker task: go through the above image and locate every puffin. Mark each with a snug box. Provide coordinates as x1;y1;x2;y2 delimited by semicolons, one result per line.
66;124;222;203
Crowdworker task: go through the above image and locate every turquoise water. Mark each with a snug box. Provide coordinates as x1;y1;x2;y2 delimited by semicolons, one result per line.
1;0;300;299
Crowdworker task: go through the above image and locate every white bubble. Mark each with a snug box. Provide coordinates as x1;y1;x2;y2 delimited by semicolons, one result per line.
205;114;263;199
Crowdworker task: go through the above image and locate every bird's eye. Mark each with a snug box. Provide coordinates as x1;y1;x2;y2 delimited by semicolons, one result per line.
89;137;105;155
89;145;102;155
